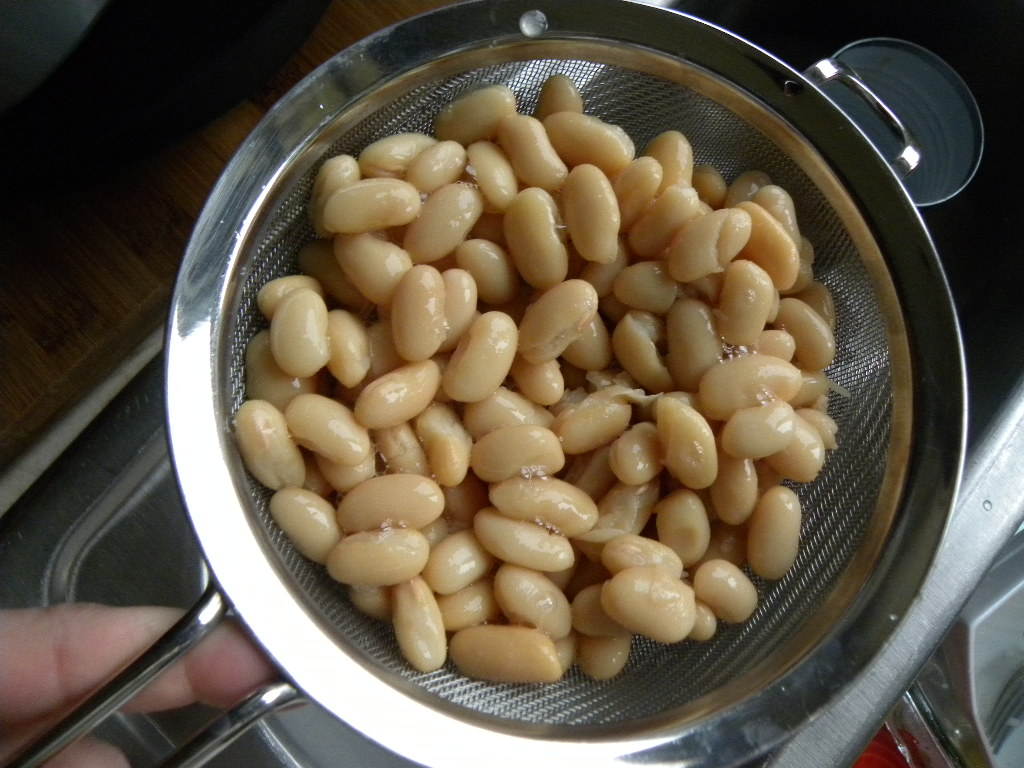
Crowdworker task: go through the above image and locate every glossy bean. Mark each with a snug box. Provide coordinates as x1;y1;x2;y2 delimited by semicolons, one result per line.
465;141;518;211
316;450;376;493
406;139;467;193
335;473;444;532
534;73;584;119
601;533;684;579
720;399;796;459
716;259;776;347
269;288;331;378
414;402;472;487
326;309;371;388
297;239;371;312
627;184;702;259
747;484;802;579
473;506;575;572
494;563;572;639
470;424;565;482
438;268;478;352
576;634;632;680
752;184;800;245
325;527;430;587
256;275;324;320
454;238;518;305
552;391;633;455
503;187;568;289
321;177;422;234
691;164;727;209
644;130;694;190
666;207;752;283
697;354;802;421
390;265;447;362
442;311;518;402
654;488;711;567
489;475;598;537
655;396;718;489
735;200;801;291
600;565;696;644
269;487;340;564
613;156;663;232
562;164;621;264
422;528;496;595
517;279;599;364
665;297;723;391
332;233;413;306
594;480;659;535
608;421;663;486
245;330;320;412
462;386;555;439
354;359;441;429
403;182;484;264
392;576;447;673
282;390;367;467
562;314;614;372
449;624;563;683
709;452;758;525
310;154;360;237
435;84;518;146
543;111;635;177
613;261;678;315
773;297;836;371
497;112;568;190
612;311;674;393
357;132;437;178
765;413;826;483
692;558;758;623
437;578;500;631
373;422;430;476
509;357;565;406
723;170;772;208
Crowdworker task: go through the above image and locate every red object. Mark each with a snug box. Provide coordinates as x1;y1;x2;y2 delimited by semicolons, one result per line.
854;727;913;768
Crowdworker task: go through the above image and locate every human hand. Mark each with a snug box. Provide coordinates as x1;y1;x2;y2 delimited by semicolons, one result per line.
0;603;277;768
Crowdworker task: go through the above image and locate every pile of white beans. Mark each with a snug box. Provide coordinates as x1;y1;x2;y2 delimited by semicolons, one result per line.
234;74;840;684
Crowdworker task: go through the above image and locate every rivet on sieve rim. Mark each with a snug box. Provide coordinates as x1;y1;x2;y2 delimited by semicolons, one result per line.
519;9;548;37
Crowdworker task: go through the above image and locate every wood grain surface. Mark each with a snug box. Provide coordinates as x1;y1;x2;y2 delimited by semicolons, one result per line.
0;0;450;467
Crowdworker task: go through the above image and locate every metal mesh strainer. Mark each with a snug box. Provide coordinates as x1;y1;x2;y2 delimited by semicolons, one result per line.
161;2;963;766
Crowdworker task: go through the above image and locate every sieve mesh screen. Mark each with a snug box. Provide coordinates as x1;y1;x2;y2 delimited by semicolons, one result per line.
222;56;892;727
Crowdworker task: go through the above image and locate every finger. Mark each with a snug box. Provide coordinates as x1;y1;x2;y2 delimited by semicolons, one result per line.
38;736;129;768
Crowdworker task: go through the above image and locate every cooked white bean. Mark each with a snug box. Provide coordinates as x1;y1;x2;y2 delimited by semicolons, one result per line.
792;281;836;330
571;582;630;637
654;488;711;567
494;564;572;639
489;475;598;537
449;624;563;683
442;311;518;403
747;485;802;579
390;265;447;362
562;444;617;502
436;578;500;631
333;233;413;306
543;111;635;177
326;527;430;587
503;187;568;289
440;472;490;530
321;177;422;234
753;329;797;361
655;396;717;490
773;297;836;371
697;354;802;421
720;399;796;459
735;200;800;291
627;184;702;258
692;558;758;623
601;533;684;578
613;261;678;314
644;130;694;190
709;452;758;525
315;450;376;493
562;314;614;372
562;164;620;264
608;421;662;486
552;390;633;455
600;565;696;644
435;84;518;146
414;402;472;487
470;424;565;482
612;311;674;393
462;386;554;439
594;480;659;535
438;268;478;353
752;184;800;245
285;393;370;467
296;239;371;313
357;132;437;178
689;600;718;642
577;634;632;680
403;182;484;264
269;487;340;563
354;359;441;429
723;169;772;208
326;309;371;389
665;297;723;392
406;139;467;193
465;140;518;211
422;528;496;595
509;357;565;406
269;288;330;378
392;576;447;673
700;521;748;569
310;154;361;237
257;275;324;320
473;506;575;572
348;584;392;621
765;413;826;483
666;207;752;283
691;164;727;209
534;73;584;119
613;156;663;232
373;422;429;476
454;238;519;305
497;112;568;190
717;259;776;347
517;279;599;364
797;407;839;449
245;330;319;411
336;473;444;532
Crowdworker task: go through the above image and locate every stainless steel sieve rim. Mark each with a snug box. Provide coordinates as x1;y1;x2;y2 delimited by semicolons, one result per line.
165;1;965;766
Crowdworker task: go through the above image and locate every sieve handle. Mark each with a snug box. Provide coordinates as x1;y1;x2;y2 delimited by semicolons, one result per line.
805;57;922;179
8;585;228;768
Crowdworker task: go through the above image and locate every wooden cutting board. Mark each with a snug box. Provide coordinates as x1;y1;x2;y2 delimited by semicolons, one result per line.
0;0;451;468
